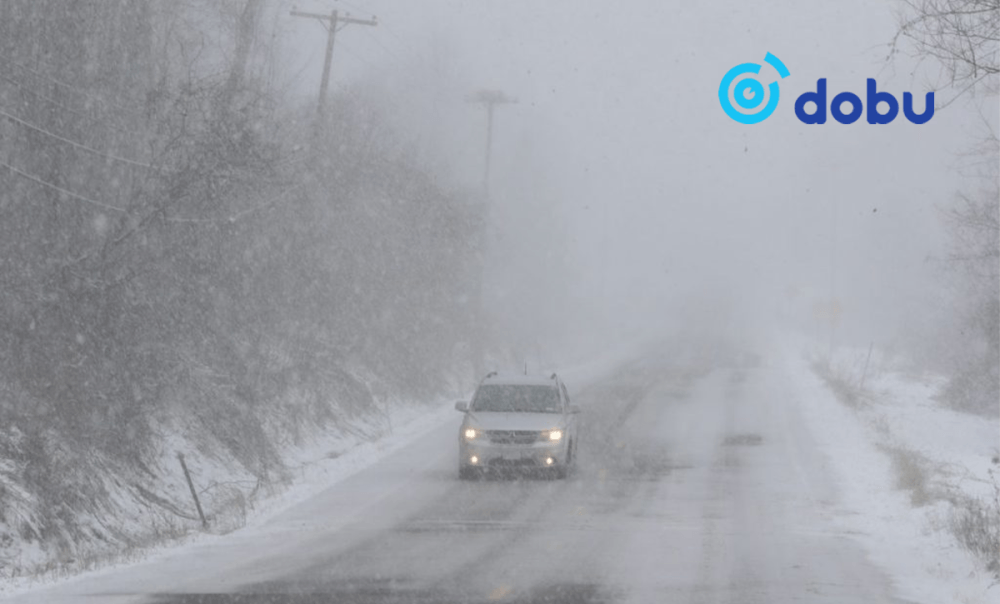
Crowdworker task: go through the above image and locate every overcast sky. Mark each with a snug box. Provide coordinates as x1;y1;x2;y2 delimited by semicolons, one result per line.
276;0;995;356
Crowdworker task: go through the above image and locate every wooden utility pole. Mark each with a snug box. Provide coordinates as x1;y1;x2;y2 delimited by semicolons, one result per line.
290;8;378;114
466;90;517;197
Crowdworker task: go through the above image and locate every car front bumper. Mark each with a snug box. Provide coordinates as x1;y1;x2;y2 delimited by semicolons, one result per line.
459;439;568;469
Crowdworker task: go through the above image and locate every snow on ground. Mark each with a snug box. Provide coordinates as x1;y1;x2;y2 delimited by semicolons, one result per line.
782;335;998;604
0;397;455;600
14;334;989;602
0;341;639;600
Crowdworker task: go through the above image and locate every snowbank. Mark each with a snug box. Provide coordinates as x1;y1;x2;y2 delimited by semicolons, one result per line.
0;345;638;599
783;336;998;604
0;394;455;598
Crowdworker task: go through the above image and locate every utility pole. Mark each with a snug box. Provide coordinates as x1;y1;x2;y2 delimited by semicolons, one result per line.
464;89;515;381
466;89;516;197
290;8;378;114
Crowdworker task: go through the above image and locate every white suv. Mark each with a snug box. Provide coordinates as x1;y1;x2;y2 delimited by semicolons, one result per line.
455;372;580;479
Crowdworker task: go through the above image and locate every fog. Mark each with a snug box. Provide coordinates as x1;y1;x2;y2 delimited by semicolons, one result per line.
0;1;996;597
278;0;991;361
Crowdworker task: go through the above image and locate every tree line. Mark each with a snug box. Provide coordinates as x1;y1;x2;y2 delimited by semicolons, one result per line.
0;0;482;469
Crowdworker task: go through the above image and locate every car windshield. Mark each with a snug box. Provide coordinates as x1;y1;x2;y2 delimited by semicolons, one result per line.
472;384;561;413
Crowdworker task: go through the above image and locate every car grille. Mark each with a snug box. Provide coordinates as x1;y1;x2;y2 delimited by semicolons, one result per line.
487;457;538;467
485;430;540;445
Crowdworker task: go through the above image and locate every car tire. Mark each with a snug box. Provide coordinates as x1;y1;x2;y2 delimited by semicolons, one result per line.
459;466;477;480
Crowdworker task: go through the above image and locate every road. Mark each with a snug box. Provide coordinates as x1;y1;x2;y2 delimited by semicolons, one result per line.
4;350;912;604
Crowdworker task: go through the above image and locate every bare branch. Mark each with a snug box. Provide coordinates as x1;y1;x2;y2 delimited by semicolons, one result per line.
893;0;999;94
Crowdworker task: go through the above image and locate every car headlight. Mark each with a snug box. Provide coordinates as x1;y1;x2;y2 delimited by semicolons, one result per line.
464;428;477;440
546;429;563;442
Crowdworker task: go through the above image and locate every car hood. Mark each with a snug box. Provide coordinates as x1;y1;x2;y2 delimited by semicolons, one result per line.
467;412;564;432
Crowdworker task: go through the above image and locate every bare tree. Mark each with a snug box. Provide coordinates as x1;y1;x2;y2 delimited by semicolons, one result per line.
0;2;482;569
892;0;999;97
893;1;999;413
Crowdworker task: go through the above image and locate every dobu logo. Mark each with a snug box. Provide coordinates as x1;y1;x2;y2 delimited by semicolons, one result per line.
718;52;790;124
719;53;936;125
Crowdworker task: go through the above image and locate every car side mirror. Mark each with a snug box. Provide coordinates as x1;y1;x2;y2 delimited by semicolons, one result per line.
569;404;582;414
454;401;469;412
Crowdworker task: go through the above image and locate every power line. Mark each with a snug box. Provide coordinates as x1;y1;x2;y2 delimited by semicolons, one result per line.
362;26;404;63
378;21;432;69
0;159;126;213
380;22;418;55
0;56;138;116
0;106;156;171
0;71;144;139
167;184;301;224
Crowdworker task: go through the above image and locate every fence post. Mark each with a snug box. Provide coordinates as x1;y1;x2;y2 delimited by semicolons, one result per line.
859;341;875;391
177;452;208;529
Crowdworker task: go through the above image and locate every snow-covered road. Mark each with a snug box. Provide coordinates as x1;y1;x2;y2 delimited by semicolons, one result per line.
4;351;914;603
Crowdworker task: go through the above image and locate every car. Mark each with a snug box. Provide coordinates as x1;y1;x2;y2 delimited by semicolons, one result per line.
455;372;580;479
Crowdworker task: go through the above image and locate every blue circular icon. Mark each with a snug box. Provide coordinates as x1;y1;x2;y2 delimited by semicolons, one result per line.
719;53;790;124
